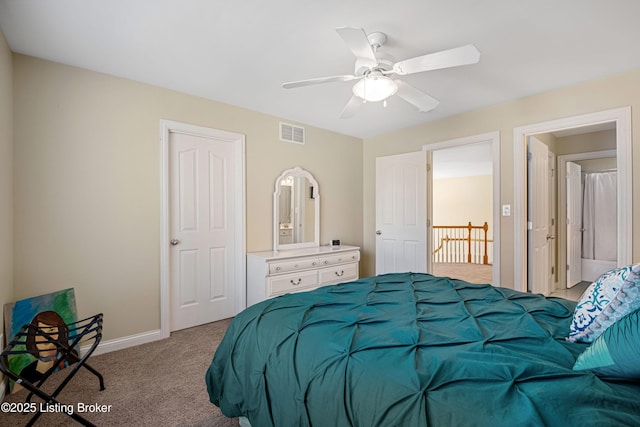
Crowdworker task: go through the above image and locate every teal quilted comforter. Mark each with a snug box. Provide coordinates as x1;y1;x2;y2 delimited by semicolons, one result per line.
206;273;640;426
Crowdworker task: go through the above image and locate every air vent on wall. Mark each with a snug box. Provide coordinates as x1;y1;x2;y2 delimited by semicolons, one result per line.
280;122;305;144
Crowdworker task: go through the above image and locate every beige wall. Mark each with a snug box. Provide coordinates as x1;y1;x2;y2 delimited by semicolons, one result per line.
0;31;13;343
433;175;493;237
363;68;640;286
12;54;363;341
556;129;616;155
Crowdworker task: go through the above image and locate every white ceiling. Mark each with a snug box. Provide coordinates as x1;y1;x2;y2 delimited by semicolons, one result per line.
1;0;640;139
433;142;492;179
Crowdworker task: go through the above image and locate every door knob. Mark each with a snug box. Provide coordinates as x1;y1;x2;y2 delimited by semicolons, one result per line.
376;230;382;235
170;239;180;246
546;235;555;240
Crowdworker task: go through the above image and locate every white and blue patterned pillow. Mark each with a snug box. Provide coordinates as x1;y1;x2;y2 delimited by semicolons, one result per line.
567;264;640;343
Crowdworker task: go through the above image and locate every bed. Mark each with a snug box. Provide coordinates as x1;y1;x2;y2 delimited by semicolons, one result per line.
206;271;640;426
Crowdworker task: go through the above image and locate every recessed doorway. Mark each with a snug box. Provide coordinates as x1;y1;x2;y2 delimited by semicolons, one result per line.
513;107;631;294
424;131;500;287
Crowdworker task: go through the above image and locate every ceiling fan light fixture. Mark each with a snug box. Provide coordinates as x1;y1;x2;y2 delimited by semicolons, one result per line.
352;74;398;102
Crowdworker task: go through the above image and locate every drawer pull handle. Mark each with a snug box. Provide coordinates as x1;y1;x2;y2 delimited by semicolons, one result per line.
290;278;302;286
324;260;329;265
312;262;317;266
335;270;344;277
294;264;299;268
276;266;281;271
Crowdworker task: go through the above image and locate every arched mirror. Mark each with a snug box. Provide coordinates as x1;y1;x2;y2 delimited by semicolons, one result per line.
273;167;320;251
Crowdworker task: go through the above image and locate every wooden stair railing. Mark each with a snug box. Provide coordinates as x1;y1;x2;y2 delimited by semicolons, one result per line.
433;222;491;265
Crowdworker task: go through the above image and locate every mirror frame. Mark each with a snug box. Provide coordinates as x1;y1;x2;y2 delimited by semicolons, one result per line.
273;167;320;251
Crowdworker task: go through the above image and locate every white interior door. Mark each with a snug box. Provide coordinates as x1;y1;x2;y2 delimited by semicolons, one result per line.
566;161;583;287
527;136;550;295
375;151;427;274
169;131;237;331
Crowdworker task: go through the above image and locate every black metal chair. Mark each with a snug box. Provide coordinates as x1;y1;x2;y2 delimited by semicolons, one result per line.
0;313;105;426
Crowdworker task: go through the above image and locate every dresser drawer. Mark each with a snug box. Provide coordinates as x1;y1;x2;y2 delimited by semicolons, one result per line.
269;270;319;295
319;262;359;285
318;250;360;267
247;246;360;306
269;257;319;275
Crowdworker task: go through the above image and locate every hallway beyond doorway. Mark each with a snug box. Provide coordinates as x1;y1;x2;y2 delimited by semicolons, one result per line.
432;262;493;284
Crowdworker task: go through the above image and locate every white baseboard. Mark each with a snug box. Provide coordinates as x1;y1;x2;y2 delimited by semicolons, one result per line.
81;328;164;357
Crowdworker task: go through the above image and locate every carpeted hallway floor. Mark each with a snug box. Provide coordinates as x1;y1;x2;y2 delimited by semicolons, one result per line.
432;262;493;284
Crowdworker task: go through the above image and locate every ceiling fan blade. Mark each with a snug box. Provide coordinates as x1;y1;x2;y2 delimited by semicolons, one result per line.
336;27;378;66
339;95;363;119
282;74;357;89
393;44;480;75
395;80;440;112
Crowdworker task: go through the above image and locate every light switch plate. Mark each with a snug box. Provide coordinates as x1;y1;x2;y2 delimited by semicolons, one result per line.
502;204;511;217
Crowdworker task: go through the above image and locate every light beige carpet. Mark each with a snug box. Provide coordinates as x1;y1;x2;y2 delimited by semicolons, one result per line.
432;262;493;284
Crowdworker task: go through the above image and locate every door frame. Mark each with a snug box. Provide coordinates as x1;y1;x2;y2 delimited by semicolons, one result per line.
513;107;631;293
159;120;246;339
423;131;501;286
558;149;616;289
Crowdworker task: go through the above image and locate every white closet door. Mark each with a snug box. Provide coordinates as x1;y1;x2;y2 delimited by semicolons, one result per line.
375;151;427;275
169;131;237;331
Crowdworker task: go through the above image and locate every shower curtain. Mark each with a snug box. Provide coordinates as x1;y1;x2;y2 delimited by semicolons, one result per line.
582;171;617;261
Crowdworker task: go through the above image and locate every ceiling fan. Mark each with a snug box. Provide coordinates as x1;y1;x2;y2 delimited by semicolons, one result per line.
282;27;481;118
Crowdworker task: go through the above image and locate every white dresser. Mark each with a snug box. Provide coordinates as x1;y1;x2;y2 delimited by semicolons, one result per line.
246;245;360;306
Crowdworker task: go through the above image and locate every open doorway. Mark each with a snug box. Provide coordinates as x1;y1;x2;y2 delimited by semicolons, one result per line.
566;157;617;282
423;131;500;286
528;124;617;299
513;107;631;296
557;143;617;300
431;142;494;284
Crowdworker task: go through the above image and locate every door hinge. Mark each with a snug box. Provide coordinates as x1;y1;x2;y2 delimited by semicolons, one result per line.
527;152;532;161
566;264;570;271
